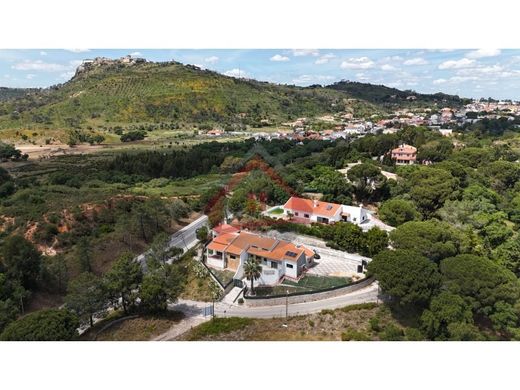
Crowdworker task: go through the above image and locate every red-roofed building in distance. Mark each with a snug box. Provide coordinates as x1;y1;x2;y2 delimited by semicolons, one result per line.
391;144;417;165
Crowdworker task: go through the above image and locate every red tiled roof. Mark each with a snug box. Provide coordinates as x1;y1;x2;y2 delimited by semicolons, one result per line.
283;196;341;218
212;223;239;235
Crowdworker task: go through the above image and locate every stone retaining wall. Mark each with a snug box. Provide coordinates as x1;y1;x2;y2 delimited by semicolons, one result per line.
244;276;375;307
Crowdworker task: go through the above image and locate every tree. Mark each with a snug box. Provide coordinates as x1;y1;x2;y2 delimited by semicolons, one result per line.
399;167;458;216
1;235;41;289
368;249;441;307
326;222;364;253
196;226;209;243
140;264;183;313
41;254;68;294
347;163;387;202
65;272;108;327
440;254;520;325
105;253;143;315
76;237;92;273
0;309;79;341
493;237;520;276
361;227;388;257
420;292;473;340
417;138;453;162
244;259;262;295
379;198;421;227
0;272;28;332
389;220;467;263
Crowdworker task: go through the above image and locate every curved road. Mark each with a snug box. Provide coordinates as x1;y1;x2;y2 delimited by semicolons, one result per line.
170;281;380;320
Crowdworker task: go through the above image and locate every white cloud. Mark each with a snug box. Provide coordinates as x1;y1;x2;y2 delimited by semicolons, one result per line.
433;78;447;85
291;74;335;85
292;49;319;57
223;68;248;78
438;58;475;69
60;71;75;80
380;64;396;71
11;60;67;72
466;49;501;59
340;57;375;69
25;74;36;80
403;57;428;66
270;54;290;62
315;53;335;65
130;51;142;57
355;73;369;81
40;51;47;56
65;49;90;53
204;56;219;64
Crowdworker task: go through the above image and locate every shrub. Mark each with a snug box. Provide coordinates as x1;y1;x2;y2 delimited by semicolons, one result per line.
237;298;244;305
341;328;371;341
379;324;404;341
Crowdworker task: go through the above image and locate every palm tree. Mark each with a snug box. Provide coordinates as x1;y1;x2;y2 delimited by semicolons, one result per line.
244;258;262;295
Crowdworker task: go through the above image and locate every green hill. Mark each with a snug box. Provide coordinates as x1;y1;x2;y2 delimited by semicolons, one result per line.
0;59;349;131
326;80;470;109
0;59;468;134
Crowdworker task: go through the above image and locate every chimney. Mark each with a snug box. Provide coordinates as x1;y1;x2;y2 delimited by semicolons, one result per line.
313;200;318;208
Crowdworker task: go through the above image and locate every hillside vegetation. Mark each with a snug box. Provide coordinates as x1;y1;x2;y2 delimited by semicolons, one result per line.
327;80;469;109
0;61;347;130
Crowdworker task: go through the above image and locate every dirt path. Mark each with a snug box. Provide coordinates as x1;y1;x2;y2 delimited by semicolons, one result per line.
152;299;211;341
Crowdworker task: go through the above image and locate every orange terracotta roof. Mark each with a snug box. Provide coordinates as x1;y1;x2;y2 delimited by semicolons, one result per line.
212;223;239;235
206;230;314;263
207;241;228;252
283;196;341;218
391;144;417;154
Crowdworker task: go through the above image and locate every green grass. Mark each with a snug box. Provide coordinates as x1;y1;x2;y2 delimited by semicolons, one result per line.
251;275;352;297
209;268;235;286
268;207;284;215
186;317;253;340
129;174;229;197
282;275;352;290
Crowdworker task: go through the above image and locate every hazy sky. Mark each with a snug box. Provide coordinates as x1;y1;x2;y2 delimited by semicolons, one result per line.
1;49;519;100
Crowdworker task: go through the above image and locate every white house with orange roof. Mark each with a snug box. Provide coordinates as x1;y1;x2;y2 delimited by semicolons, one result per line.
282;196;369;225
206;230;314;285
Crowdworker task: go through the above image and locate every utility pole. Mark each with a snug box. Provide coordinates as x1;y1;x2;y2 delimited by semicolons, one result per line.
282;289;289;328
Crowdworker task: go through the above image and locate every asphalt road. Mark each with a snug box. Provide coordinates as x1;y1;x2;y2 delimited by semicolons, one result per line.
168;215;208;251
212;281;380;319
136;215;208;271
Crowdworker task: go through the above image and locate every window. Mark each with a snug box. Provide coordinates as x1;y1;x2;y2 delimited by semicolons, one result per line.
285;251;298;258
270;261;278;269
230;255;236;259
286;263;294;269
208;249;214;255
295;212;299;216
304;213;310;218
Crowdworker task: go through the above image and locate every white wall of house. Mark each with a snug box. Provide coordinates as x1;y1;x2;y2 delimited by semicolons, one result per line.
284;260;298;279
256;261;284;285
206;248;225;269
342;205;368;225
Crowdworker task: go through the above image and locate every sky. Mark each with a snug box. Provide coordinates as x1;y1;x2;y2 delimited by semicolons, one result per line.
0;49;519;100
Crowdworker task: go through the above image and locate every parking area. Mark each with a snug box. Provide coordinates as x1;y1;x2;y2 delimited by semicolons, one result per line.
264;230;370;278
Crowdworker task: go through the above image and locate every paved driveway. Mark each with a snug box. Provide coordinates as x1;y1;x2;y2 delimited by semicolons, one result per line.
264;230;370;278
